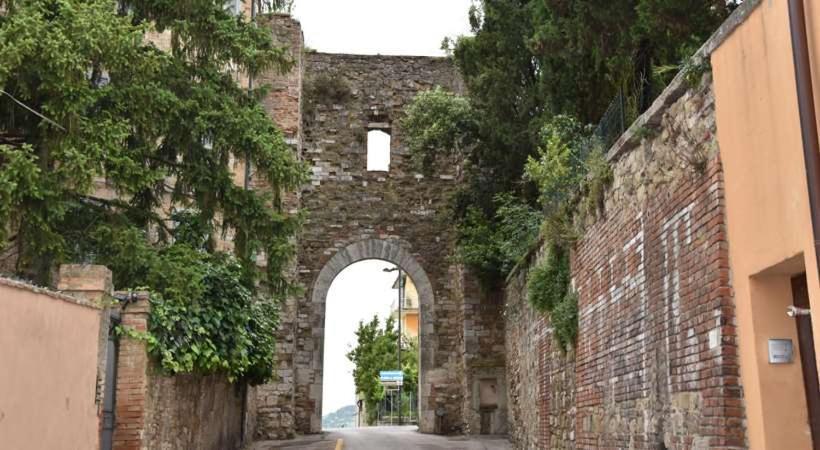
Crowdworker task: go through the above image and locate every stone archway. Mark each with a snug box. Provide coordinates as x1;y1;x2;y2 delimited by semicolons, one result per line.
310;239;436;432
250;17;470;439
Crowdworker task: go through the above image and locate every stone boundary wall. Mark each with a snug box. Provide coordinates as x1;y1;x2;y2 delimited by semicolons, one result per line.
113;296;251;450
458;265;508;435
505;266;575;449
502;3;765;447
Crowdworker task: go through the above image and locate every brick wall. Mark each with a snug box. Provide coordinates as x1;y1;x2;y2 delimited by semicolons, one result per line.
504;70;746;449
113;297;250;450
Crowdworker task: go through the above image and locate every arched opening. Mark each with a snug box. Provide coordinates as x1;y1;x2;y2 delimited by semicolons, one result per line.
311;239;435;433
320;260;421;429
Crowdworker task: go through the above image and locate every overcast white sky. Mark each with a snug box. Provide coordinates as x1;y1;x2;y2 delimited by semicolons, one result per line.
292;0;474;56
322;260;398;416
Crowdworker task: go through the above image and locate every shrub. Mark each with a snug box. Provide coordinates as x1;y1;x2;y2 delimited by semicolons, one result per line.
527;244;576;352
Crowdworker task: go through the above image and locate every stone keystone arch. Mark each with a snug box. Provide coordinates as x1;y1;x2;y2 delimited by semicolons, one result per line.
311;239;434;308
310;239;436;430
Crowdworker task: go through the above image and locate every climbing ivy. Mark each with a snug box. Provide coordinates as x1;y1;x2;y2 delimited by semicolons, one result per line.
105;213;279;383
145;251;279;384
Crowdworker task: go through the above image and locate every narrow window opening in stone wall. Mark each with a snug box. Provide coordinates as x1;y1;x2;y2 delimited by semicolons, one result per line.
367;129;391;172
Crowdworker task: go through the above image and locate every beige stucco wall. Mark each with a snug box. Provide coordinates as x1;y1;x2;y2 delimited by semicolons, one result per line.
0;279;103;450
712;1;820;448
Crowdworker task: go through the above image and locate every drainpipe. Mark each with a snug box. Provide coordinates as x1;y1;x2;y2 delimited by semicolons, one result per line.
244;0;257;191
789;0;820;295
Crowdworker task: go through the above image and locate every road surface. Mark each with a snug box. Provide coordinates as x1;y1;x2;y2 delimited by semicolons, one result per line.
250;426;512;450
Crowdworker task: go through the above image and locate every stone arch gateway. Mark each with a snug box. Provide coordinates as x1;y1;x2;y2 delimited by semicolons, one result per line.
249;15;513;441
310;239;436;429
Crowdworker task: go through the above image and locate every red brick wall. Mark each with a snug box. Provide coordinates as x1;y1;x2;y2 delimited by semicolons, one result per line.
505;73;747;449
573;157;742;448
113;297;150;450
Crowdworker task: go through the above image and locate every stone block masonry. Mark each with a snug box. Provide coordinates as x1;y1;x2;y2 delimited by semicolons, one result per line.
504;70;747;448
249;14;486;439
288;50;468;436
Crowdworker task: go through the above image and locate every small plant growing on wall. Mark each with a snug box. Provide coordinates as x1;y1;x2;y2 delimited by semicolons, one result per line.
522;115;613;351
305;74;353;106
527;244;578;352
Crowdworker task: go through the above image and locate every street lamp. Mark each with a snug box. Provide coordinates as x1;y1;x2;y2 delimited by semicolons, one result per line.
383;265;403;426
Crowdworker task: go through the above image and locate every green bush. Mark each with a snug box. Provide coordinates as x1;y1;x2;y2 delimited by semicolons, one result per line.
455;194;541;286
527;244;570;312
119;246;279;384
94;214;279;384
401;87;478;174
527;244;577;352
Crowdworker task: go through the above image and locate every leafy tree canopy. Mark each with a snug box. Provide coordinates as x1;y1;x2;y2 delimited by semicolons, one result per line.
346;316;418;424
0;0;306;289
407;0;736;284
0;0;306;381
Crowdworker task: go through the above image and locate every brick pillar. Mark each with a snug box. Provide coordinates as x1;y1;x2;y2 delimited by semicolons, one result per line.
112;295;151;450
56;264;114;427
56;264;113;305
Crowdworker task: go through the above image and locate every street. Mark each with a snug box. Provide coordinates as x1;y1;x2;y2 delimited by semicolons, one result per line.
250;426;513;450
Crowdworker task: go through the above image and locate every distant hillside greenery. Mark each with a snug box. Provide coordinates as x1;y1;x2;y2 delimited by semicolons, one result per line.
322;405;357;429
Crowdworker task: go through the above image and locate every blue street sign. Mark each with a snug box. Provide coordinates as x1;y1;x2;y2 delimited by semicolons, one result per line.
379;370;404;382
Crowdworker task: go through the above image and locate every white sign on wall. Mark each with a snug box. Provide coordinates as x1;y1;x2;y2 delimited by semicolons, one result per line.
768;339;794;364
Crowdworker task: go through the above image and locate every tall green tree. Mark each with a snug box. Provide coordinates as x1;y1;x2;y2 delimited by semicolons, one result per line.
347;316;418;424
0;0;305;286
407;0;737;285
0;0;305;381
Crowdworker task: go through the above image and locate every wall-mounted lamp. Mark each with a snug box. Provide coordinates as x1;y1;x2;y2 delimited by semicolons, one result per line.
786;305;811;317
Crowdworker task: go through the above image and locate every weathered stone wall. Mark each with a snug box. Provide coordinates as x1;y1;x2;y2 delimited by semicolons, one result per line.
458;266;508;435
143;373;247;450
288;50;466;435
505;259;576;449
251;14;304;441
113;297;251;450
504;70;747;448
251;14;476;437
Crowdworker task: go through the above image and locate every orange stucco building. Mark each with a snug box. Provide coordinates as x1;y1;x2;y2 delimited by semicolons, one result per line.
712;0;820;448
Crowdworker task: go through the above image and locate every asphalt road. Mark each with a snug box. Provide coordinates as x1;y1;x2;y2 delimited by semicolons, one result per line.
250;426;512;450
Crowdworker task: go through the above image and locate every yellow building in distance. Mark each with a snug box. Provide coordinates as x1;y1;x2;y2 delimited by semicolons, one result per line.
391;274;419;338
